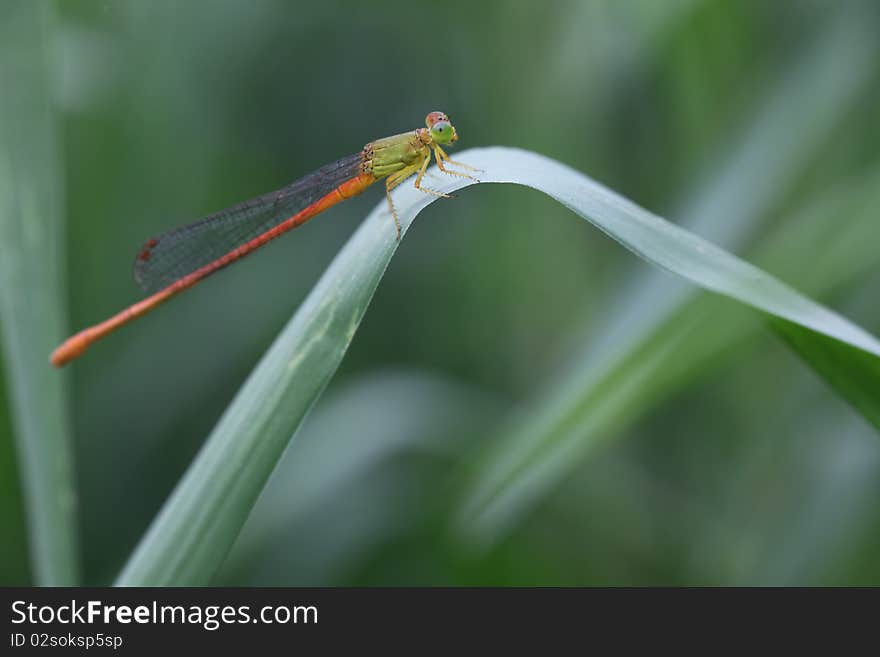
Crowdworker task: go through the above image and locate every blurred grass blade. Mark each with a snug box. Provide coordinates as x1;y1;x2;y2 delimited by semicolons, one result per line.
118;146;880;584
0;2;79;584
455;163;880;547
673;7;877;247
222;370;498;584
453;7;880;548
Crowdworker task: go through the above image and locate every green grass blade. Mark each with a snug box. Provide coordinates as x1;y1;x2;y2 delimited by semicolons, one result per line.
0;2;79;585
221;370;497;584
452;6;880;546
454;163;880;546
115;182;406;586
117;145;880;584
479;148;880;355
768;169;880;429
774;321;880;430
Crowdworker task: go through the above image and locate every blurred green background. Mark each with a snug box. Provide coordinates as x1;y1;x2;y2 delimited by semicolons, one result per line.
2;0;880;585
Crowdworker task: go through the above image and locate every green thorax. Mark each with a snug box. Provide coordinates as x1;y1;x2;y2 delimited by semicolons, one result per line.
364;129;430;180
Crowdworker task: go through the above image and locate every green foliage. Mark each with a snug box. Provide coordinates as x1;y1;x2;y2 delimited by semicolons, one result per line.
118;147;879;584
0;1;78;585
4;0;880;585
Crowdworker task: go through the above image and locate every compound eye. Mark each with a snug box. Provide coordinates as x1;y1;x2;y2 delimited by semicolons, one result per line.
430;120;455;144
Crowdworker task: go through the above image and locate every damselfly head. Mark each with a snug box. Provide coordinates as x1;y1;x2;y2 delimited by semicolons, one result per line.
426;111;458;145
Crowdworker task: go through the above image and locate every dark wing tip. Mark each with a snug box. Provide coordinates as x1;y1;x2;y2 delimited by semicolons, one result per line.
132;237;160;292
